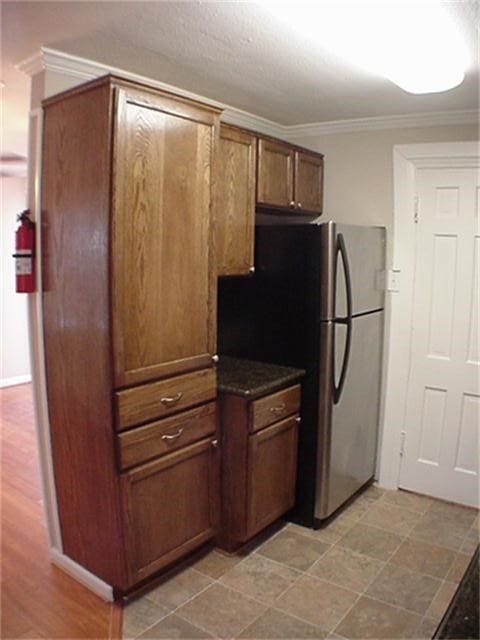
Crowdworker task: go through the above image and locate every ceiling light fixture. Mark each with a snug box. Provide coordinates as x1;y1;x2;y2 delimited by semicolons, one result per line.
258;0;468;94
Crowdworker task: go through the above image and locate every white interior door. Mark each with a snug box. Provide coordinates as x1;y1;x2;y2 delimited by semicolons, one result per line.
399;167;479;507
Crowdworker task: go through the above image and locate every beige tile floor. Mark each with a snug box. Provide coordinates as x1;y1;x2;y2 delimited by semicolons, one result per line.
122;487;479;639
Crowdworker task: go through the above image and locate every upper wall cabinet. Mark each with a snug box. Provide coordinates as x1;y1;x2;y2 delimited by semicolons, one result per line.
256;138;295;209
257;137;324;215
294;151;324;214
112;87;218;387
216;125;256;276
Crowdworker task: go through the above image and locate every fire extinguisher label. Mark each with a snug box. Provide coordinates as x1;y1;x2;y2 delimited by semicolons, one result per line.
16;258;32;275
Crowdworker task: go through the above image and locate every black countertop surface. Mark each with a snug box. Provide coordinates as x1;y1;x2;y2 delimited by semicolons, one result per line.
217;356;305;399
436;546;479;639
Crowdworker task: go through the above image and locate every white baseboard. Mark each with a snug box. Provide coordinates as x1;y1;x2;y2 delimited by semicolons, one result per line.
50;548;114;601
0;374;32;388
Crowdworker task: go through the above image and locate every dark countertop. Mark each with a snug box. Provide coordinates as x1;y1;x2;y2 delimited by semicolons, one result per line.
436;545;479;639
217;356;305;399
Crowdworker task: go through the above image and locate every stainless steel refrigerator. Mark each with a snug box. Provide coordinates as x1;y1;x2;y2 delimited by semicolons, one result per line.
218;220;386;526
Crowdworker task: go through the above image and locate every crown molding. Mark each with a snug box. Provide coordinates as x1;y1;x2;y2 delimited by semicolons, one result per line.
18;48;479;139
17;48;285;138
282;109;480;138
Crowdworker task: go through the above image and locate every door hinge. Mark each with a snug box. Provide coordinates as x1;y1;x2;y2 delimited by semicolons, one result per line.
399;431;407;457
414;195;419;224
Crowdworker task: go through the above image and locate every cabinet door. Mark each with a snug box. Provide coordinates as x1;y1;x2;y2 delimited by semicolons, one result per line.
112;87;219;387
294;151;324;214
217;125;256;276
122;437;220;586
246;416;298;537
257;138;294;208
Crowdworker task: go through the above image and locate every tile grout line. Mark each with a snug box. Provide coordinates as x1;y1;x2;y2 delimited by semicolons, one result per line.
127;496;478;639
133;577;217;639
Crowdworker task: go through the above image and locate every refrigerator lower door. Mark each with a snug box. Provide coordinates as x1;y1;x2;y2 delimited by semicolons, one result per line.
315;311;384;520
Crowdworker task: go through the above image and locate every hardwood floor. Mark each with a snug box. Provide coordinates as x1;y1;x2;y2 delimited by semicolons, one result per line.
1;383;122;638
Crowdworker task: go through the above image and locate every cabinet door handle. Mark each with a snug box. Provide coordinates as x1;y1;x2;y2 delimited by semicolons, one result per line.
289;200;296;208
297;202;302;208
160;392;183;406
211;439;219;448
161;428;184;441
270;403;286;414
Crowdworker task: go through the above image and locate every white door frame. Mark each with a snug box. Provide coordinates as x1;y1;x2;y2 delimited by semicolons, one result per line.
378;141;480;490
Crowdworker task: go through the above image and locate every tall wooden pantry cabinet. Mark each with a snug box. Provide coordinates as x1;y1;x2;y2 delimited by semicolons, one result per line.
41;75;221;592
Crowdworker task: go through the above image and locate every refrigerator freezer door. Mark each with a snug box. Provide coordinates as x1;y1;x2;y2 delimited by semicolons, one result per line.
315;311;384;520
335;224;386;318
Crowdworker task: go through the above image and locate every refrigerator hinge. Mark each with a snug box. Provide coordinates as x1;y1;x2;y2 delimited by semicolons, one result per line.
399;431;407;456
414;195;419;224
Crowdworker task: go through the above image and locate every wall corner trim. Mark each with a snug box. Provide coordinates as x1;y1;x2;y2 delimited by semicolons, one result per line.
17;48;478;139
50;548;114;601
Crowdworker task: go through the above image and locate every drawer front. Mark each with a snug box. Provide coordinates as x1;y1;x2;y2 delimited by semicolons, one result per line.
117;402;217;470
116;368;216;430
251;384;301;433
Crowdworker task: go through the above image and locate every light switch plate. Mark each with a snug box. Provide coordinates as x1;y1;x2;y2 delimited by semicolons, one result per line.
387;269;401;292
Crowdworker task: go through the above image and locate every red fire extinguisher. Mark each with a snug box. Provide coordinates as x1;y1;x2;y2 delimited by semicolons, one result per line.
13;210;35;293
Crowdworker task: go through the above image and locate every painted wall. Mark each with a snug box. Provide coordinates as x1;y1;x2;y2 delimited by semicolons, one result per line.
290;123;478;231
1;176;31;386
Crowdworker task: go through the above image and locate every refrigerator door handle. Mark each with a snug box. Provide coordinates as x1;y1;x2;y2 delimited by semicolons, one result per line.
333;233;353;404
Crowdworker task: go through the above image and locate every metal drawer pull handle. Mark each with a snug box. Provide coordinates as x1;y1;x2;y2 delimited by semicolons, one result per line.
161;428;184;441
296;417;302;423
270;403;286;414
211;439;219;448
160;392;183;406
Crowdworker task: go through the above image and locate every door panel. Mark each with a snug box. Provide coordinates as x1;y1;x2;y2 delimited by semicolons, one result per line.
217;125;256;275
257;138;294;208
122;438;220;585
294;152;323;214
400;168;479;507
335;224;386;317
331;314;383;497
247;416;298;536
112;88;217;387
318;313;383;519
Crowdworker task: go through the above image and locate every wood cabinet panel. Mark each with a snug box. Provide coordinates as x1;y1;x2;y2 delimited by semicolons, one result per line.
117;402;217;470
41;83;127;588
115;368;216;430
121;438;220;584
247;416;298;537
112;87;218;387
294;152;324;214
257;138;294;208
216;125;256;276
41;76;222;591
252;384;301;433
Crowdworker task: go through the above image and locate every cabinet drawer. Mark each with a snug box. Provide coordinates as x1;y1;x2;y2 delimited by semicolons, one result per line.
117;402;217;470
251;384;301;433
115;368;216;430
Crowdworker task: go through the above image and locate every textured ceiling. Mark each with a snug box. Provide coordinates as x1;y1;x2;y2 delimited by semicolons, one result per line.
2;1;479;155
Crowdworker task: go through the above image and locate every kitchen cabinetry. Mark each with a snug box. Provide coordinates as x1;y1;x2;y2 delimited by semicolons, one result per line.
41;75;221;591
256;138;295;209
121;438;220;585
257;137;324;215
218;382;301;551
216;125;256;276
